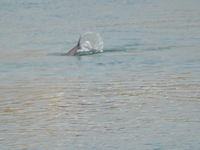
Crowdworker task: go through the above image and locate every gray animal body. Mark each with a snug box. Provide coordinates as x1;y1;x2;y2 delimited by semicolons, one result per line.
67;36;81;56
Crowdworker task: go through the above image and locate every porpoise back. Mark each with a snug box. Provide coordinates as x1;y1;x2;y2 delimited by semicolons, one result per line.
67;36;81;56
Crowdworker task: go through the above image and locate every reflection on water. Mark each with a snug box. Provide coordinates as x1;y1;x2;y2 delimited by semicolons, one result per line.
1;68;200;149
0;0;200;149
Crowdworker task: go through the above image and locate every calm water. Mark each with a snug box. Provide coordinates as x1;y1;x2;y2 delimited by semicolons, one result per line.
0;0;200;149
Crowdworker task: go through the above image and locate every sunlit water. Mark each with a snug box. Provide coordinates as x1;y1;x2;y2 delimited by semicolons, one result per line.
0;0;200;149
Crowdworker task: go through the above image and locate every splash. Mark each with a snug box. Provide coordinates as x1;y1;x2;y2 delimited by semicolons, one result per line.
78;32;104;54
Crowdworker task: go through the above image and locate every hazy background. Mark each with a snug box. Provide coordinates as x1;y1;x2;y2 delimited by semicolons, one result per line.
0;0;200;149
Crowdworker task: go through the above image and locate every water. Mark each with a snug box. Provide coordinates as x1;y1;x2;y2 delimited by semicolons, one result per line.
79;32;104;53
0;0;200;149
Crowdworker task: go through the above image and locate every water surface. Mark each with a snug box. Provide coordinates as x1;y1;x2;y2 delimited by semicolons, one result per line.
0;0;200;149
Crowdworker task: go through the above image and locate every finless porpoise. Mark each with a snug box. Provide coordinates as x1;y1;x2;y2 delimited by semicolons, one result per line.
67;36;81;56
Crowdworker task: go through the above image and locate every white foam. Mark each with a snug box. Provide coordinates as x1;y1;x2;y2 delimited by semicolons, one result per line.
79;32;104;53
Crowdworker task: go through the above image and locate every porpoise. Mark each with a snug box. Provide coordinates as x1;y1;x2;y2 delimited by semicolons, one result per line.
67;36;81;56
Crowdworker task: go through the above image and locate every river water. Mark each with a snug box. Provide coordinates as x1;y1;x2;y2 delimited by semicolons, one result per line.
0;0;200;149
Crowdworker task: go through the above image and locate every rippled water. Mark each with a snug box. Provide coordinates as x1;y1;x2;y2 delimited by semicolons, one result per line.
0;0;200;149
